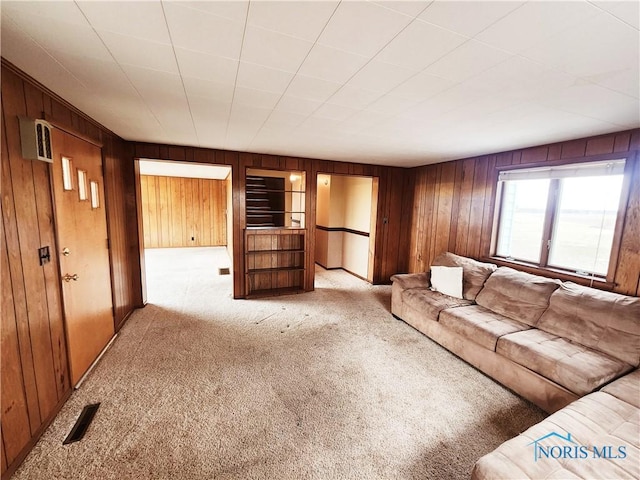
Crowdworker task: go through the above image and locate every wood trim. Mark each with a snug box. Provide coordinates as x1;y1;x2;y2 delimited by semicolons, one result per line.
493;150;630;173
315;225;370;237
47;121;103;148
486;256;616;290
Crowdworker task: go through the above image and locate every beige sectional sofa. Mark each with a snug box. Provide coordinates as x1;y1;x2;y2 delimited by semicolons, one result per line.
391;252;640;479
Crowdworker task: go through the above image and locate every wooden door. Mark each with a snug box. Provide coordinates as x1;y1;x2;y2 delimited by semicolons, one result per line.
51;129;114;386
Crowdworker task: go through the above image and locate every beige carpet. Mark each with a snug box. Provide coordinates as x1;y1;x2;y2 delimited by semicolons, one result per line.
13;247;546;479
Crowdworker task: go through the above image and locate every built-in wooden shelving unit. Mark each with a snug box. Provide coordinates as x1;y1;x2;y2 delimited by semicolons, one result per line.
245;229;306;297
244;168;307;298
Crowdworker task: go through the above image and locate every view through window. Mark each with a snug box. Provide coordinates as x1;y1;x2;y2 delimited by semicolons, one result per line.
494;159;626;278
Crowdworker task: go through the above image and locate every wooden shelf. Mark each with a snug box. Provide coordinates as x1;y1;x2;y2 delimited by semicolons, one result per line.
245;287;306;298
248;266;305;274
244;228;306;298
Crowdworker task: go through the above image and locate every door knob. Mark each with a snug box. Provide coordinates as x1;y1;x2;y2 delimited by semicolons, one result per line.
62;247;71;256
63;273;79;282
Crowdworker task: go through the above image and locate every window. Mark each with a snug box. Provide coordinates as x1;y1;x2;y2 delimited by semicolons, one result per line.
77;170;88;201
62;156;74;190
493;159;626;279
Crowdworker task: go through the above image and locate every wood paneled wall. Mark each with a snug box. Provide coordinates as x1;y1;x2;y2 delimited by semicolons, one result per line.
133;143;413;297
407;129;640;296
140;175;227;248
1;62;143;479
2;66;70;479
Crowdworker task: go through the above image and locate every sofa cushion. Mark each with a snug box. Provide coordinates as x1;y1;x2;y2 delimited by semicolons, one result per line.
475;267;560;326
537;282;640;367
390;272;430;291
432;252;497;301
601;369;640;409
401;288;472;322
439;305;531;351
472;391;640;480
497;329;633;396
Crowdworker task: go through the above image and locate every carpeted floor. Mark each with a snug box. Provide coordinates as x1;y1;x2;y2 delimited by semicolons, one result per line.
13;247;546;479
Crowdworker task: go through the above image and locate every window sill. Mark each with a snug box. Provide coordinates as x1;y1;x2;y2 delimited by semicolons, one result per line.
483;257;616;291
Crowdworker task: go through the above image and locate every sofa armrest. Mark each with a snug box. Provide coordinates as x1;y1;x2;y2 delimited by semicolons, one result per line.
390;272;430;290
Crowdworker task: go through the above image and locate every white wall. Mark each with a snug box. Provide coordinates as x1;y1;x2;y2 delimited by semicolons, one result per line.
315;174;374;278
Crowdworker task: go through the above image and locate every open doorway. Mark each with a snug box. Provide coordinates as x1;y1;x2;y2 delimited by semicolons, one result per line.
137;159;233;302
315;174;379;282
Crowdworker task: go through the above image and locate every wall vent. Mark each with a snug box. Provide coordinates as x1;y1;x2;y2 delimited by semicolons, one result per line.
19;117;53;163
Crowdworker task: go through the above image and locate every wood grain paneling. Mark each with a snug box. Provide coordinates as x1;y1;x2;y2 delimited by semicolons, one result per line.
2;65;67;479
134;143;412;296
140;175;227;248
1;60;142;479
407;130;640;296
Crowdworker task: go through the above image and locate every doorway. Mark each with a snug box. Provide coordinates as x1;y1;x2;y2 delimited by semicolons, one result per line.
315;174;379;282
51;129;115;386
137;160;233;300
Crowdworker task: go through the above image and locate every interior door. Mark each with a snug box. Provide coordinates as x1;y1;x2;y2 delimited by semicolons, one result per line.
51;129;114;386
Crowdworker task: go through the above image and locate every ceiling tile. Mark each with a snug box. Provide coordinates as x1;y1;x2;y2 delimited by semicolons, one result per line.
593;1;640;29
376;20;467;70
189;96;232;121
97;31;179;73
347;60;418;93
522;11;639;96
539;84;640;127
233;87;282;110
171;1;249;23
372;1;432;18
398;84;483;120
236;62;294;94
419;1;524;37
298;44;370;84
317;1;414;57
4;9;112;62
241;25;313;73
390;71;457;102
327;85;381;109
339;110;389;134
3;1;88;27
228;103;272;129
121;65;185;101
475;1;601;53
367;94;421;115
163;2;245;59
0;20;89;92
77;1;171;44
247;1;339;42
182;76;235;103
175;49;238;85
275;95;323;116
286;75;342;102
424;40;511;82
263;111;307;130
313;103;360;122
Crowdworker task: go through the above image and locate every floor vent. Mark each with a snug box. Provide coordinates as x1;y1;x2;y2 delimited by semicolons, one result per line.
218;267;230;275
63;403;100;445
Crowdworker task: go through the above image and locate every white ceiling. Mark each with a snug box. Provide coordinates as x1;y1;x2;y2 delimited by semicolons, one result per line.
1;1;638;167
139;159;231;179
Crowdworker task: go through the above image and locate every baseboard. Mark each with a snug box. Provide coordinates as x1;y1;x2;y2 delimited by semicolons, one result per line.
315;263;371;283
2;389;72;480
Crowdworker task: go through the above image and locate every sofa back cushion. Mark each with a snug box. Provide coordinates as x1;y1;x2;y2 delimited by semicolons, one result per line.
537;282;640;367
432;252;497;301
475;267;560;326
